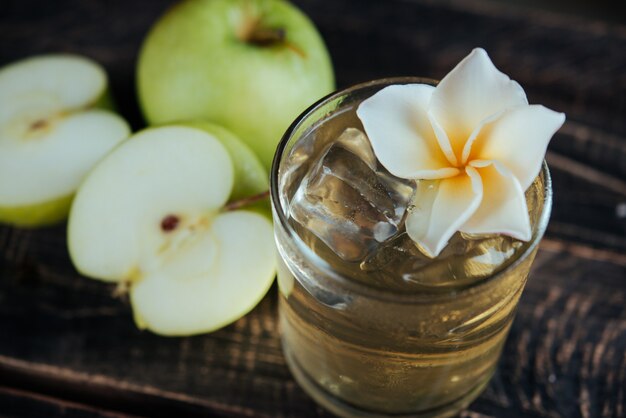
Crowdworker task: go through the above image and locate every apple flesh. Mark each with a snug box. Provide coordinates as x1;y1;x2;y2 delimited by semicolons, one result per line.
0;54;130;227
68;126;276;336
183;121;268;203
137;0;335;171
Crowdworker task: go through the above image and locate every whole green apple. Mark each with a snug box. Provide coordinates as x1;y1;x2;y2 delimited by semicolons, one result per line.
137;0;335;171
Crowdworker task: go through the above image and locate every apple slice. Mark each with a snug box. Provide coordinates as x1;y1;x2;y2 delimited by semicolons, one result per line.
68;126;276;336
0;54;130;227
183;121;268;203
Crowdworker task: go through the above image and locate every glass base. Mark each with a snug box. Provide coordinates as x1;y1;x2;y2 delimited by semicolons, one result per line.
283;344;492;418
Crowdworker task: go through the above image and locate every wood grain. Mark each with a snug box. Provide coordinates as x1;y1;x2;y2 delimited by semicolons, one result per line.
0;228;624;417
0;386;136;418
0;0;625;417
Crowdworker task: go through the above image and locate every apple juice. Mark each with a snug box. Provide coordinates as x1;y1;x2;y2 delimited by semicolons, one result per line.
271;78;551;417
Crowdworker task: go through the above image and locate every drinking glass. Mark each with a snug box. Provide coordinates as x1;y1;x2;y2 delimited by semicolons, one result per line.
270;78;552;418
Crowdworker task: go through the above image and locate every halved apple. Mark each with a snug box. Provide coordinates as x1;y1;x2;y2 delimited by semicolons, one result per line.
0;54;130;226
68;126;276;336
183;120;269;212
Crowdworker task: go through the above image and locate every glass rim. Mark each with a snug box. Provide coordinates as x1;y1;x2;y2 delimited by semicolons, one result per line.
270;77;553;303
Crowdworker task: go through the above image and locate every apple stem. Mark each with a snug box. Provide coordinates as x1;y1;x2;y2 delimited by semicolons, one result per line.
113;281;130;298
248;27;286;46
224;190;270;212
247;26;307;58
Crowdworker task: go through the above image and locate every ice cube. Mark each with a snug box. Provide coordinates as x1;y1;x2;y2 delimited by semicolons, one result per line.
359;230;524;290
289;128;415;262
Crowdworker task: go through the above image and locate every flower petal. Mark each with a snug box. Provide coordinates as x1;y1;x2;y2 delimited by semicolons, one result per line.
429;48;528;163
406;167;483;257
357;84;459;180
462;160;531;240
460;110;505;164
428;112;459;167
468;105;565;190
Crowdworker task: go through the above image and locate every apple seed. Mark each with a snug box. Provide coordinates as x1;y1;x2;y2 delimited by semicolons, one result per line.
29;119;49;131
161;214;180;232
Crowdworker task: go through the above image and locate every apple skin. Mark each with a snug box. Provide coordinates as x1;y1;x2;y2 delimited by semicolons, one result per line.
0;194;74;227
137;0;335;171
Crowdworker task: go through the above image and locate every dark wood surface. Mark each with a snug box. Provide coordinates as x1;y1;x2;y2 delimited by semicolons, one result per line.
1;0;625;417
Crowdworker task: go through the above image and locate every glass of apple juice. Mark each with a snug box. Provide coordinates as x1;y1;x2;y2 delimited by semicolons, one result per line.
269;77;552;418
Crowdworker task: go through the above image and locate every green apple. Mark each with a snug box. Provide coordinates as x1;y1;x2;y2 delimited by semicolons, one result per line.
137;0;335;171
68;126;276;336
0;54;130;227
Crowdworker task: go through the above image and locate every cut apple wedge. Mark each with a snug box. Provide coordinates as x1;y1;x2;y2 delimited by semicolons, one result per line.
68;126;276;336
0;54;130;226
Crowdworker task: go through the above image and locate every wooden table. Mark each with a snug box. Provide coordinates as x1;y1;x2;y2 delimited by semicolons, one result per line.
1;0;625;416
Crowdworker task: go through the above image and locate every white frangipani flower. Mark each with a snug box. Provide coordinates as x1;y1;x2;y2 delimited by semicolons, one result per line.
357;48;565;257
